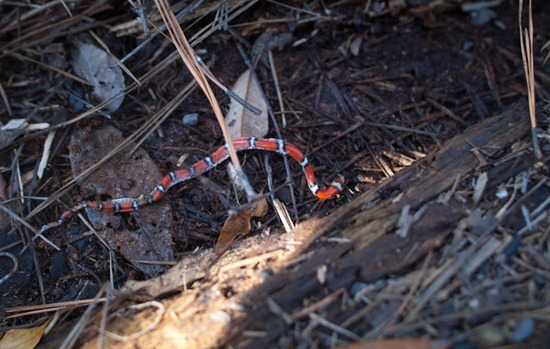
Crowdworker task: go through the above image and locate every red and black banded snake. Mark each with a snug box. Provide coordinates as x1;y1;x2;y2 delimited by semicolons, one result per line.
39;137;344;233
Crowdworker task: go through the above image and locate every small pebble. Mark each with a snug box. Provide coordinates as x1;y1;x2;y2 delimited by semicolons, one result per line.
495;186;508;199
228;302;246;312
470;9;496;26
258;269;273;278
210;310;231;326
468;298;480;309
350;281;368;298
463;40;474;52
182;113;199;126
507;317;535;343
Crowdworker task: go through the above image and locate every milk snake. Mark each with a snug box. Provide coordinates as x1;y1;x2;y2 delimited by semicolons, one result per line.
39;137;344;233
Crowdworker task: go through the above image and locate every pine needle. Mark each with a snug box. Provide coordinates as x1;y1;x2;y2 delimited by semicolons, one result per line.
155;0;258;200
518;0;542;159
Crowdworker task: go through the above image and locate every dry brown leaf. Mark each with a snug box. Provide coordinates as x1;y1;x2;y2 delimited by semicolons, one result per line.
337;338;450;349
68;125;175;276
225;69;268;139
215;198;268;255
0;318;52;349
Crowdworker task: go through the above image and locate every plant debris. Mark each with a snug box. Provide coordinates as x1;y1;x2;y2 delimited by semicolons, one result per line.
71;42;125;113
0;1;548;348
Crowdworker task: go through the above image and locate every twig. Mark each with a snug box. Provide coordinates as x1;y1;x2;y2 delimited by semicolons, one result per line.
0;81;12;115
3;297;108;318
308;312;363;342
121;0;206;63
268;50;287;128
98;285;112;349
235;43;300;221
89;31;141;86
219;250;282;272
0;252;18;285
59;284;108;349
0;202;59;250
386;302;550;336
155;0;257;201
101;301;165;341
367;251;434;338
194;54;262;115
266;296;293;325
407;177;547;318
37;130;56;179
519;0;542;159
290;289;344;321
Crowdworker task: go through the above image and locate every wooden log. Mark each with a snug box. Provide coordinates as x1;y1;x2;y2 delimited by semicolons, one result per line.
221;102;541;347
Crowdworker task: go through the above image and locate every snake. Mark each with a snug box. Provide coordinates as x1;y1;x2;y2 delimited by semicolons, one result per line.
39;137;344;233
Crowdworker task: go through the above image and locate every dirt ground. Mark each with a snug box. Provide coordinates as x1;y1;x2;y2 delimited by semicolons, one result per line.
0;1;549;348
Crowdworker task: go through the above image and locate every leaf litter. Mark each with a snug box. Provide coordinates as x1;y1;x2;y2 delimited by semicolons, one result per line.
0;1;549;348
225;68;268;140
0;317;52;349
68;124;175;276
71;42;125;113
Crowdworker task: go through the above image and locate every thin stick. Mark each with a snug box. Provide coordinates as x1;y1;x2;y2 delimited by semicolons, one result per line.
155;0;257;200
235;44;299;221
0;202;59;250
519;0;542;159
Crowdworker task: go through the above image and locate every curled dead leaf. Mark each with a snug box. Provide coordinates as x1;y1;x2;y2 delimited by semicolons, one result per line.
215;197;268;255
0;317;52;349
225;69;268;139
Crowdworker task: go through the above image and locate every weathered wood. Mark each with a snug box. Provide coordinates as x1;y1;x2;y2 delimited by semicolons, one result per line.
220;102;537;347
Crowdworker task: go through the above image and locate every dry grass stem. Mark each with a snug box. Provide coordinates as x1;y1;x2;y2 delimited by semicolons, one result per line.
519;0;542;159
155;0;258;200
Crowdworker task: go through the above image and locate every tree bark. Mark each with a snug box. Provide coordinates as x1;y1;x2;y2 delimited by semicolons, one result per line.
221;102;541;348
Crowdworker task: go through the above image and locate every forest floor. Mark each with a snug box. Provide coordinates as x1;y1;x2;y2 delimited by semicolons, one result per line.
0;1;549;348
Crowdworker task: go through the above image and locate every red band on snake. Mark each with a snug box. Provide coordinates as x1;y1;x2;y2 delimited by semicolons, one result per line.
39;137;344;233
